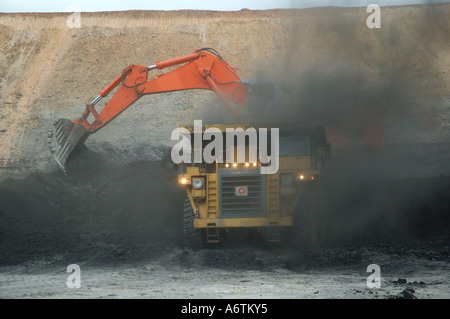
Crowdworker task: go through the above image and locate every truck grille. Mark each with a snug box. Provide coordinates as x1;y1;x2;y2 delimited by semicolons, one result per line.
219;169;265;218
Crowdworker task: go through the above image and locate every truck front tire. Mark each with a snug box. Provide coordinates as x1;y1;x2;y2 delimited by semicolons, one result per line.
183;196;205;248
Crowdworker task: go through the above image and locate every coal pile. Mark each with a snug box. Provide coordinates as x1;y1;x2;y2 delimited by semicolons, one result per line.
0;149;185;266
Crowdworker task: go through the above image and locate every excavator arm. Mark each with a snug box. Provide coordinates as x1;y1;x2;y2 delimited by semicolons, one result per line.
48;48;248;171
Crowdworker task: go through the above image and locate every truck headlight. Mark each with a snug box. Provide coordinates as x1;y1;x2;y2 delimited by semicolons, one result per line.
192;178;203;189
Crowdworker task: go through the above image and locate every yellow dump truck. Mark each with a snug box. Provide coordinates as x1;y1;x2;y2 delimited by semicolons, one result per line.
177;122;330;247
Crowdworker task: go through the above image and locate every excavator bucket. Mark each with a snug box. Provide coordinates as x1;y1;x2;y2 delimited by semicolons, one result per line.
47;119;89;172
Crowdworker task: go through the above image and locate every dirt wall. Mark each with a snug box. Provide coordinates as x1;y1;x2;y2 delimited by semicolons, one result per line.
0;5;449;176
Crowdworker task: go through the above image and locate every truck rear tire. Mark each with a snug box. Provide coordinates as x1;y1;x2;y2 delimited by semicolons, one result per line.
291;185;327;248
183;196;205;248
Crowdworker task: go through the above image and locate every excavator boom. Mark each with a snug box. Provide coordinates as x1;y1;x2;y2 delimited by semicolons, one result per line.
48;48;248;171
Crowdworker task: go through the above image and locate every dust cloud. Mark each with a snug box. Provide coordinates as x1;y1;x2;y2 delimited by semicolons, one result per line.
196;3;450;245
278;3;450;245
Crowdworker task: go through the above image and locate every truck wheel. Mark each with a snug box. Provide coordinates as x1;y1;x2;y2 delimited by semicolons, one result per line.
291;185;327;248
183;196;205;248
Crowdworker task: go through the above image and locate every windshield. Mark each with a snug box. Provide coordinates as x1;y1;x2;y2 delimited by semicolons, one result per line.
279;136;311;156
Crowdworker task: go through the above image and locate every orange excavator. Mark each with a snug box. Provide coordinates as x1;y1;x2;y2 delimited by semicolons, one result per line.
48;48;249;171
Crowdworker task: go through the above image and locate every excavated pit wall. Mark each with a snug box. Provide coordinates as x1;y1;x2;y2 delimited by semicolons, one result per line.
0;6;449;176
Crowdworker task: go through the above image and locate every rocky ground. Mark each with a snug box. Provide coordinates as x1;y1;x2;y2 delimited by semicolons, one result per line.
1;241;449;299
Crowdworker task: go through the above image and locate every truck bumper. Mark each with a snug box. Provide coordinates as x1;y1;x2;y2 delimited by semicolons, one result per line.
193;217;293;228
